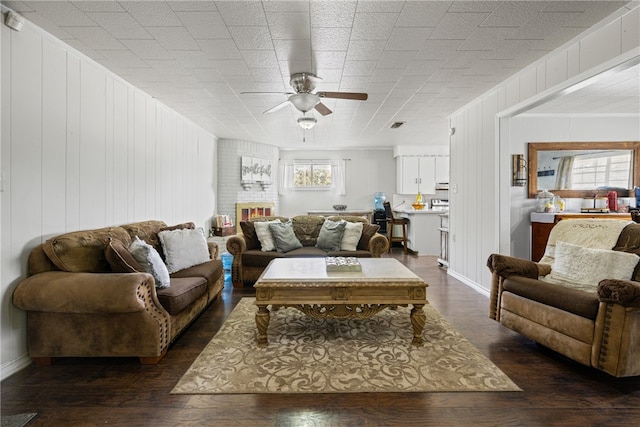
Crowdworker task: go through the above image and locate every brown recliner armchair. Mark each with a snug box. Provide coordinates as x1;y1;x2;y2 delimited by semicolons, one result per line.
487;219;640;377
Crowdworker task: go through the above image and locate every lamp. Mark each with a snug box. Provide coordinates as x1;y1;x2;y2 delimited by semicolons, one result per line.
512;154;527;187
297;115;317;130
289;93;319;113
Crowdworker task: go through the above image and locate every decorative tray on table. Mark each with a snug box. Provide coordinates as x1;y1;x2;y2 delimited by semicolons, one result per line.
325;257;362;272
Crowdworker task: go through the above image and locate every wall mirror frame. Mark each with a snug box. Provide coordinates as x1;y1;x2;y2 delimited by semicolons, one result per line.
527;141;640;198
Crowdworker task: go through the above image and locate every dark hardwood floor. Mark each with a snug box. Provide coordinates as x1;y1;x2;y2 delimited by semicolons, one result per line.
2;252;639;426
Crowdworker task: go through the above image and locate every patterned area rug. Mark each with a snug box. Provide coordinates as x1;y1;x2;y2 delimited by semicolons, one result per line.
172;298;520;394
1;413;37;427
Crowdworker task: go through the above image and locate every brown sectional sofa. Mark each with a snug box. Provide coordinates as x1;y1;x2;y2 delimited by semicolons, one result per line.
13;220;224;365
226;215;389;287
487;220;640;377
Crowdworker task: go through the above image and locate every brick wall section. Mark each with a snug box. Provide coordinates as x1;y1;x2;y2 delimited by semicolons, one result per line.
217;139;279;225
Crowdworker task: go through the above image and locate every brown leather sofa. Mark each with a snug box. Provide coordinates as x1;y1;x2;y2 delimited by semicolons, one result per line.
13;220;224;365
487;220;640;377
226;215;389;287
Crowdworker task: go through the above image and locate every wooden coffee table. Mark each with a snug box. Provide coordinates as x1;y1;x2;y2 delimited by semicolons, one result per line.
253;258;428;346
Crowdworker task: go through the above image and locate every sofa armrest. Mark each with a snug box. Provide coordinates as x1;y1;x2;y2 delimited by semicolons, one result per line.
598;279;640;307
487;254;546;322
226;233;247;257
368;232;389;257
486;254;543;279
207;241;219;260
13;271;161;314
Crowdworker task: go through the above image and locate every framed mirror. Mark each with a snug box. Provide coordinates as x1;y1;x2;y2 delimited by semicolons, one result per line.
527;141;640;198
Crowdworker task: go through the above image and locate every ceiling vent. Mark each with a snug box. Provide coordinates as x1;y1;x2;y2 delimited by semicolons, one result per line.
390;121;405;129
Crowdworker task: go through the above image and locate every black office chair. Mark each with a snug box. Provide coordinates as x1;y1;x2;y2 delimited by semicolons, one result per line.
383;201;409;254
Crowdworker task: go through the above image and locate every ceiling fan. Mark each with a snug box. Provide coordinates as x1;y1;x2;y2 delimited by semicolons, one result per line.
241;73;368;128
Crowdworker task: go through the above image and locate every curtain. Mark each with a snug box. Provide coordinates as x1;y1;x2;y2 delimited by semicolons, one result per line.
555;156;575;189
332;160;346;196
278;161;294;195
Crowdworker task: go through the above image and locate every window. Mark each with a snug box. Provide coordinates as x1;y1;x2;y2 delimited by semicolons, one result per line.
293;162;333;189
279;159;346;195
571;152;632;189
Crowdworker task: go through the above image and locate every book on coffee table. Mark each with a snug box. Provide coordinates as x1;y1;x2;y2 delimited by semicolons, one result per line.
325;256;362;272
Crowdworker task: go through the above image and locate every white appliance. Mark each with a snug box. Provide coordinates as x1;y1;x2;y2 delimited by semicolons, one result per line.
430;199;449;211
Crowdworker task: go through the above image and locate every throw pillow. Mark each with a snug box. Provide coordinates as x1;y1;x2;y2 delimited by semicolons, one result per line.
542;241;639;291
158;228;210;274
254;219;281;252
316;219;347;251
104;239;143;273
239;221;260;250
341;221;364;251
269;221;303;253
129;236;170;289
357;223;380;250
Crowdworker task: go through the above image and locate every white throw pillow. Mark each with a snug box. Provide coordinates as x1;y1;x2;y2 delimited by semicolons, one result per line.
340;221;364;251
254;220;281;252
158;227;210;274
542;241;639;291
129;236;170;288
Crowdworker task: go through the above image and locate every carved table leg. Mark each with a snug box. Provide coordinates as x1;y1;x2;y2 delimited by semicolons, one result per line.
255;304;271;347
410;304;426;346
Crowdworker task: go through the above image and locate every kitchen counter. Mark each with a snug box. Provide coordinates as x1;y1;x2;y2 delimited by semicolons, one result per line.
393;206;447;255
394;207;449;214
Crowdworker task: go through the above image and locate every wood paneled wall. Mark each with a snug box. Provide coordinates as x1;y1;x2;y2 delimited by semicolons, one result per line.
447;5;639;294
0;20;217;378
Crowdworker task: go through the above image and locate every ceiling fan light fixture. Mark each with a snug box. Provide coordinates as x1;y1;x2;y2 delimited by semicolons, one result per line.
297;116;317;130
289;93;319;113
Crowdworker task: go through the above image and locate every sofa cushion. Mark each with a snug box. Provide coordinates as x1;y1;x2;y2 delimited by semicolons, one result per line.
105;239;143;273
542;241;639;292
159;228;210;273
43;226;132;273
242;249;287;268
170;259;224;287
291;215;326;246
255;220;281;252
120;220;168;257
157;277;207;315
129;237;171;289
269;221;303;253
285;247;330;258
316;219;346;251
341;221;364;251
358;223;380;250
503;276;599;319
240;217;289;250
327;249;372;258
159;222;195;233
240;221;260;250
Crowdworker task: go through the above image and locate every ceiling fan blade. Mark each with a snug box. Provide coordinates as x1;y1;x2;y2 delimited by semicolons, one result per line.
264;100;291;114
314;102;332;116
240;91;294;95
317;91;368;101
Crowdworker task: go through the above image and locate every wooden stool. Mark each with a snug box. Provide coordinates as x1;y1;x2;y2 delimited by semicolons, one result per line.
383;201;409;254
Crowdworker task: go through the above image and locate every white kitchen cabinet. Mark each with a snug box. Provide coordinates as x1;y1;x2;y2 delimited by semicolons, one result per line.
435;156;449;184
396;156;437;194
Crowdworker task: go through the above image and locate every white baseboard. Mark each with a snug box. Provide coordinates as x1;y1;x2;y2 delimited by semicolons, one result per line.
1;353;31;381
447;269;490;298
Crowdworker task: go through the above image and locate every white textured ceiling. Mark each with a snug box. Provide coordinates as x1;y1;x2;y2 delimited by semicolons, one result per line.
3;0;636;148
526;61;640;115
